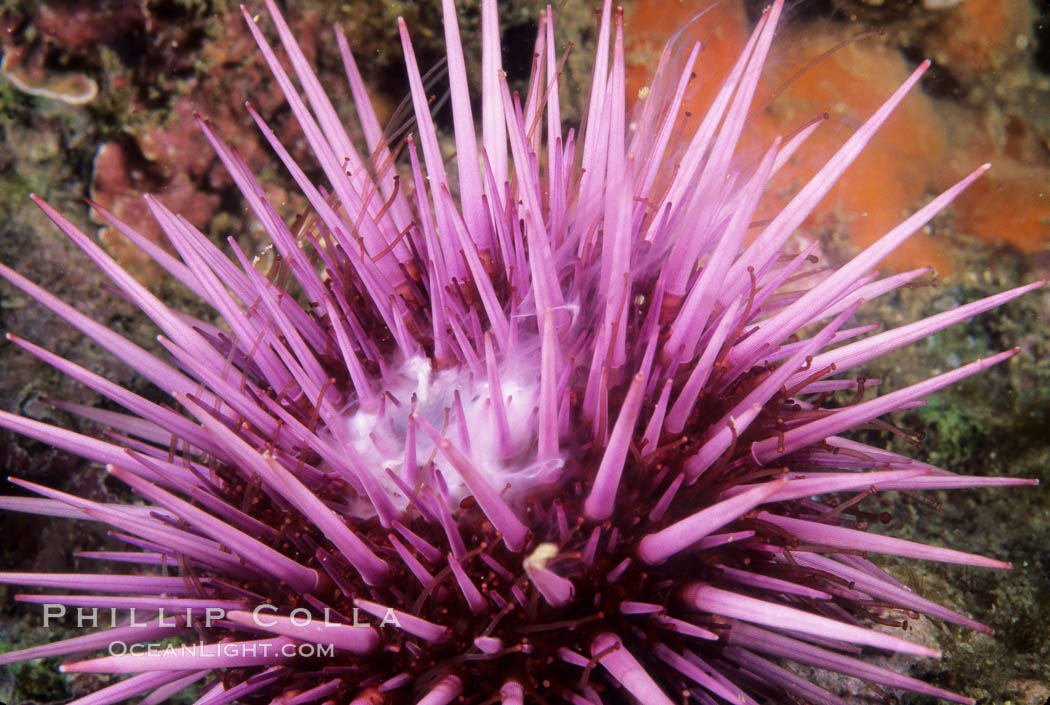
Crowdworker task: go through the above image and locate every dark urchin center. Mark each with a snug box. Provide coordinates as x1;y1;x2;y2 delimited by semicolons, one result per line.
199;434;683;701
199;341;902;705
190;262;915;705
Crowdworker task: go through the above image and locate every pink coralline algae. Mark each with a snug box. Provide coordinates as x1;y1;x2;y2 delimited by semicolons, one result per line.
87;7;322;282
0;1;1042;704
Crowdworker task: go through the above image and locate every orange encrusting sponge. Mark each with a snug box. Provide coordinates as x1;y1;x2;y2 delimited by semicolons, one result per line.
925;0;1033;77
623;0;1048;276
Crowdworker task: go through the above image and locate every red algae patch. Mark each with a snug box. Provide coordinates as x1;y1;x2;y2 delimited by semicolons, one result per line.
86;7;322;284
90;140;222;283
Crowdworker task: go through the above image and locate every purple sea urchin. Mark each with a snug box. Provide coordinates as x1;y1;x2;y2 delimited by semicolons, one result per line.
0;1;1042;704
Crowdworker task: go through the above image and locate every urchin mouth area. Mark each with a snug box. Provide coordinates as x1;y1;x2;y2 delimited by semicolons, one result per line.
337;349;562;515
